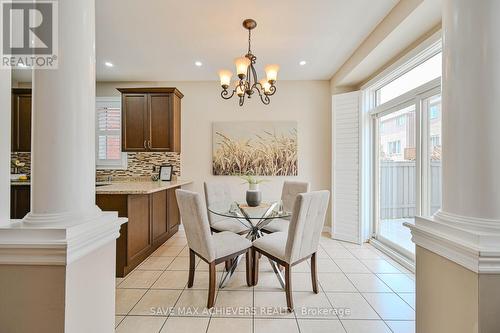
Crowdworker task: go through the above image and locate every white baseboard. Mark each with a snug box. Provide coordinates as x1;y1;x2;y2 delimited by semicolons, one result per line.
370;238;415;273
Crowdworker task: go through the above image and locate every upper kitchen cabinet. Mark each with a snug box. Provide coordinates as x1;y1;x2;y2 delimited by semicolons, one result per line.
11;88;32;152
118;87;183;152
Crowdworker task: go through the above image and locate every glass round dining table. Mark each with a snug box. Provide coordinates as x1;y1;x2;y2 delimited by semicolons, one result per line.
208;201;291;288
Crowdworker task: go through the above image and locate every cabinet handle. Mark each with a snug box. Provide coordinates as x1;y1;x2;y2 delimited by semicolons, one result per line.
143;140;147;149
148;140;152;149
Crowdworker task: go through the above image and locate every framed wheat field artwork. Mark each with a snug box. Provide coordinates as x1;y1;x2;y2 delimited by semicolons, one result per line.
212;121;298;176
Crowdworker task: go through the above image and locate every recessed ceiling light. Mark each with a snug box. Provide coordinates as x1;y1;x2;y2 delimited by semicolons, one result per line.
299;60;307;66
104;62;114;67
195;61;203;67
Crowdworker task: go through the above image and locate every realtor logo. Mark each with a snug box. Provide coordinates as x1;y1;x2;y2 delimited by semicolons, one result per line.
1;0;58;68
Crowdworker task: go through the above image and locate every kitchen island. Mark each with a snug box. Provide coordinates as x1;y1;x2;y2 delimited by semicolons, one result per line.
96;179;192;277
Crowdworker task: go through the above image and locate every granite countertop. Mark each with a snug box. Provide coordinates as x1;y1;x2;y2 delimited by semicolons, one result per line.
11;180;30;186
11;179;193;194
95;179;193;195
11;181;113;186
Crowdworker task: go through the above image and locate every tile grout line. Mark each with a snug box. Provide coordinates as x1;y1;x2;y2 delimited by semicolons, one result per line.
319;242;395;332
338;241;416;332
334;242;397;331
338;241;416;319
117;243;188;331
317;243;348;333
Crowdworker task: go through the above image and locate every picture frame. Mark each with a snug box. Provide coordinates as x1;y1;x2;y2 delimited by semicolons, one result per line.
159;165;173;181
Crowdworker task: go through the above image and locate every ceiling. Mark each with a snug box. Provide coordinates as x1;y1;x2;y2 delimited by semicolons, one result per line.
13;0;398;82
339;0;442;86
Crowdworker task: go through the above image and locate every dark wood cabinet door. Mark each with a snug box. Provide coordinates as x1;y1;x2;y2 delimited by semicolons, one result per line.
148;93;171;151
151;190;168;244
12;90;32;152
127;195;152;262
122;94;148;151
167;188;180;232
10;185;30;219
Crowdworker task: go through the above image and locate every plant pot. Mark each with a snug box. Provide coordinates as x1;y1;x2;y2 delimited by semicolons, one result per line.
248;183;260;191
246;190;262;207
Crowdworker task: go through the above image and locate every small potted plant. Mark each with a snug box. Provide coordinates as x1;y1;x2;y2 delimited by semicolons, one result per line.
240;175;268;207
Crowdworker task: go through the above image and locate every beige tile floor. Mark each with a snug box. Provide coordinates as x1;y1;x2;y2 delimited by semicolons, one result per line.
115;231;415;333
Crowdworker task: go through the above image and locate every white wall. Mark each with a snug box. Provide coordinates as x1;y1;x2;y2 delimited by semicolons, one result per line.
0;70;11;223
97;80;332;224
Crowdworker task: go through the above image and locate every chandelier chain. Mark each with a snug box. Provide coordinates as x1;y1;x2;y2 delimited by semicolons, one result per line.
247;28;252;54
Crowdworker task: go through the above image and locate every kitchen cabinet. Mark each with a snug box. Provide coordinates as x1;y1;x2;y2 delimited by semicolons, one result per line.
151;190;168;244
167;188;180;233
118;88;183;153
96;187;181;277
11;88;32;152
10;185;30;219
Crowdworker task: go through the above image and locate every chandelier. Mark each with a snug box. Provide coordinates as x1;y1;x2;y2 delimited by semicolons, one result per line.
218;19;279;106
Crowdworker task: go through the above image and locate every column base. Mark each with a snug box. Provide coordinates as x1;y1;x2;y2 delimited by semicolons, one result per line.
0;212;126;333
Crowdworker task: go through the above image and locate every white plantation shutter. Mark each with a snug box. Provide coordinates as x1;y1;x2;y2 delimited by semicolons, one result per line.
332;91;362;244
96;98;126;169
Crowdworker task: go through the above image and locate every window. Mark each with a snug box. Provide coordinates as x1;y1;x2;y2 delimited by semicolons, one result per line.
430;135;440;148
429;105;439;119
96;98;127;169
396;116;405;126
364;36;442;262
376;52;442;105
387;140;401;154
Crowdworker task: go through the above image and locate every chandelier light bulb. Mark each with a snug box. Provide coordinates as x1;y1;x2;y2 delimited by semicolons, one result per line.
235;57;251;79
218;70;232;89
265;64;279;84
260;79;272;94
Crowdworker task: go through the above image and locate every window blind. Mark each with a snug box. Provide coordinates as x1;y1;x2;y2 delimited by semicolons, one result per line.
97;107;121;161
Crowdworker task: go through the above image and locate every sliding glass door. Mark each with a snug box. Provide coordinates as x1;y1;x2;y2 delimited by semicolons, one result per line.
376;104;417;254
373;89;441;258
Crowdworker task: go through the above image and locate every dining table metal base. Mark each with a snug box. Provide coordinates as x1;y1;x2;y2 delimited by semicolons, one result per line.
219;225;285;289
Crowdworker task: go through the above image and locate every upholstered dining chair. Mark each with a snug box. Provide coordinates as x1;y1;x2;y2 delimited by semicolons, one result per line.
204;181;249;234
262;180;310;233
252;190;330;311
176;189;252;308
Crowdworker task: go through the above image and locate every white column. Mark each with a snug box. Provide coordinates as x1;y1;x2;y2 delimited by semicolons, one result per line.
0;69;11;224
440;0;500;221
25;0;100;224
407;0;500;278
0;1;124;331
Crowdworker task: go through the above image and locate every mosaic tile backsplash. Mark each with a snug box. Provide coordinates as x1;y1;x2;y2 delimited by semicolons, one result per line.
11;152;31;176
11;152;180;181
96;152;180;181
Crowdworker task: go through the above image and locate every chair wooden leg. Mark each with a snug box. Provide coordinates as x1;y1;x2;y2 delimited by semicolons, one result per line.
188;249;196;288
252;248;259;286
246;249;252;287
285;264;293;311
207;261;216;308
225;259;232;271
311;252;318;294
